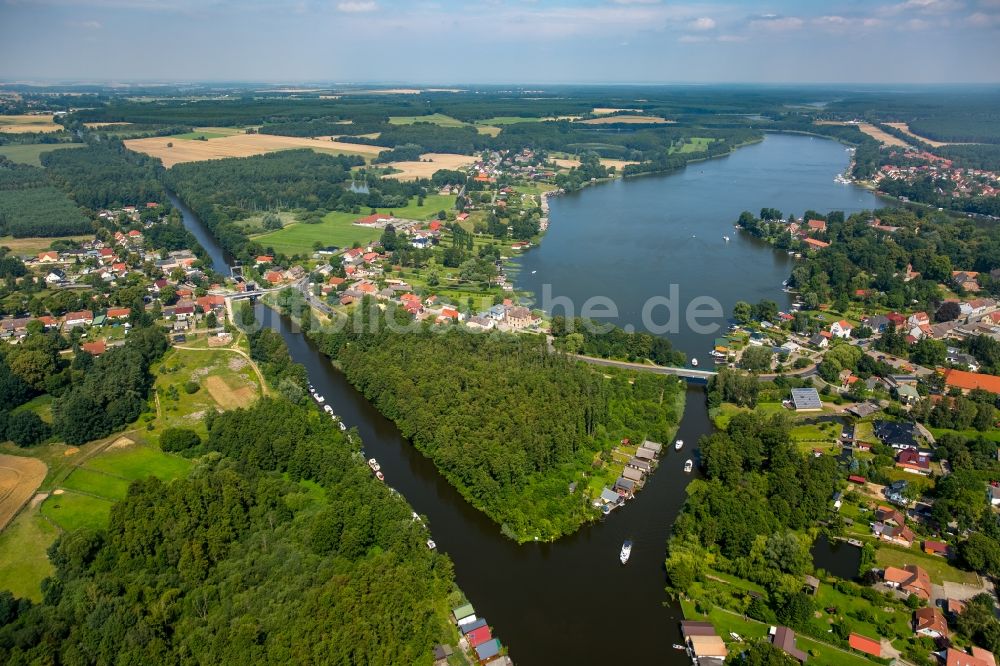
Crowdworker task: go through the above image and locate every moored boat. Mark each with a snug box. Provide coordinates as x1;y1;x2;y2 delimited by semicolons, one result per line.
368;458;380;472
426;539;436;549
619;540;632;565
375;470;384;482
674;439;683;451
684;459;693;473
691;358;698;367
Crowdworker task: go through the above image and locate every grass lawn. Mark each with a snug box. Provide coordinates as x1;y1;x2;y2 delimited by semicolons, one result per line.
253;193;455;256
389;114;467;127
929;427;1000;443
171;126;246;140
681;600;874;666
61;467;132;501
876;545;978;585
672;137;714;154
0;142;85;166
12;394;54;423
83;444;192;482
41;490;113;531
0;504;58;601
151;346;263;440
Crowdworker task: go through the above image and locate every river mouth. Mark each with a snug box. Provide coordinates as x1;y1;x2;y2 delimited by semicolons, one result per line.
174;132;883;664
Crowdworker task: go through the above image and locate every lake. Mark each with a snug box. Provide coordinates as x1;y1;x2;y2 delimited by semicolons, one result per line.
515;133;887;360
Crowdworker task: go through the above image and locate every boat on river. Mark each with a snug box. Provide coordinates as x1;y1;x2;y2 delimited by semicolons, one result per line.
338;421;347;431
674;440;683;451
426;539;436;550
673;644;686;651
690;358;698;367
723;235;730;242
375;470;384;482
683;459;693;473
368;458;380;472
314;393;325;404
620;540;632;564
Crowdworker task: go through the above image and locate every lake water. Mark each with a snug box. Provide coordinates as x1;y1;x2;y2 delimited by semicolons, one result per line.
515;133;887;360
176;132;884;664
812;534;862;580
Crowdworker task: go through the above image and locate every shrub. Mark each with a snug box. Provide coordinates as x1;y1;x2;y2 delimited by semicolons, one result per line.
183;380;200;394
160;427;201;452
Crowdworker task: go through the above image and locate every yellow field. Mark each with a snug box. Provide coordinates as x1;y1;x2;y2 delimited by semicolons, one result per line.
0;234;93;254
124;133;387;167
0;454;47;531
0;114;62;133
551;157;637;171
476;125;502;137
816;120;909;147
885;122;952;147
382;153;478;181
576;115;671;125
204;375;256;410
592;107;641;115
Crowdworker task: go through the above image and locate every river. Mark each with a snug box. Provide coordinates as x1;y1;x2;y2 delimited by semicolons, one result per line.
170;132;883;664
515;133;887;360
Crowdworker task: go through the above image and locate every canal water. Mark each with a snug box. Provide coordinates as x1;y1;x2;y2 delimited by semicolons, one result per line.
515;133;887;360
173;132;880;664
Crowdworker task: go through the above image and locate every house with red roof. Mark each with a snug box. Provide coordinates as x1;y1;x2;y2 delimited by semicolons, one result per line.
37;251;60;263
806;219;827;233
849;634;881;657
107;307;131;320
81;340;106;356
265;270;284;284
830;320;853;339
923;540;951;558
883;565;931;599
896;449;931;475
255;255;274;265
914;607;948;639
942;368;1000;396
948;648;997;666
466;625;493;648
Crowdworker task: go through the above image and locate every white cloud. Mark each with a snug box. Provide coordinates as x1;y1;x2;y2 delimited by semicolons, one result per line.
812;15;883;31
880;0;964;16
689;16;716;30
611;0;661;4
337;0;376;12
748;15;803;31
80;19;103;28
679;34;708;42
716;33;746;42
964;10;1000;23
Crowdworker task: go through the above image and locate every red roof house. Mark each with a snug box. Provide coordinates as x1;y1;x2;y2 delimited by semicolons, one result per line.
849;634;882;657
466;625;492;648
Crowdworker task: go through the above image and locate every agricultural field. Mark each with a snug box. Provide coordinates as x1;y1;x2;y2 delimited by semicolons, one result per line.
576;114;671;125
0;454;47;531
550;156;637;171
381;153;478;181
0;114;62;133
672;137;715;154
389;113;467;127
40;489;114;531
253;193;455;255
0;142;85;166
474;116;545;126
0;501;57;601
171;126;246;140
124;133;386;168
0;234;92;254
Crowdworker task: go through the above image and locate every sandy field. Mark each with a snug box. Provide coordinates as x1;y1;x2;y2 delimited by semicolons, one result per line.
576;115;671;125
0;455;47;531
592;107;641;115
551;157;637;171
816;120;909;147
885;122;953;147
0;114;62;133
382;153;478;181
205;375;257;409
124;133;387;167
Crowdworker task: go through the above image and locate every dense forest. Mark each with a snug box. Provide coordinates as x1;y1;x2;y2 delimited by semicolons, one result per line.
310;303;684;541
0;398;458;664
0;158;92;237
40;141;166;209
551;315;686;366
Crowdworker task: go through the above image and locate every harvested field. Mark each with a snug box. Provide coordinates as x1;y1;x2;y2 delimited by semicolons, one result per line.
0;234;93;254
576;115;671;125
551;157;637;171
592;107;641;115
816;120;909;147
0;454;47;531
124;133;386;167
382;153;477;181
885;122;954;147
0;114;62;133
205;375;257;409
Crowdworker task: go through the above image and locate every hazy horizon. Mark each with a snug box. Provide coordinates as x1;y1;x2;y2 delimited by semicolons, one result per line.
2;0;999;84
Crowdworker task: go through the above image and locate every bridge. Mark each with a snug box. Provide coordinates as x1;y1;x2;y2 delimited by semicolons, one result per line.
572;354;717;382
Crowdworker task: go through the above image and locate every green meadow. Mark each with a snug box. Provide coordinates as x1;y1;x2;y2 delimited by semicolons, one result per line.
253;193;455;255
0;506;58;601
389;113;467;127
0;142;85;166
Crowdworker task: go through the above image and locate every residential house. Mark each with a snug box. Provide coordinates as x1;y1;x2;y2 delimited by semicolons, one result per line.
947;648;998;666
45;268;67;284
952;271;981;293
64;310;94;328
806;219;827;233
864;314;891;334
896;449;931;475
506;306;534;330
614;476;635;497
873;521;915;548
771;626;808;664
988;484;1000;507
81;340;106;356
37;251;60;263
803;238;829;251
942;368;1000;396
791;388;822;411
808;333;829;349
106;307;131;320
830;319;853;339
914;607;948;639
882;565;931;600
923;540;951;558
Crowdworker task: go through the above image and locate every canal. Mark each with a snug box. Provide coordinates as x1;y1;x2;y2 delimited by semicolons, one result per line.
171;132;885;664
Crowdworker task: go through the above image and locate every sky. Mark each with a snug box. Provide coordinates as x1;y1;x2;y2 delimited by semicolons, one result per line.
1;0;999;84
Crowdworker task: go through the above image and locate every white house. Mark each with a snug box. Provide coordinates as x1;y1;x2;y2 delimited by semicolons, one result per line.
830;320;853;339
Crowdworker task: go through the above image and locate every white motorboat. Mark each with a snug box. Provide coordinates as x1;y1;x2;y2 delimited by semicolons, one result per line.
620;540;633;565
375;470;384;482
323;405;333;414
684;459;693;473
314;394;325;404
426;539;436;550
338;421;347;431
691;358;698;367
723;235;730;242
675;440;683;451
367;458;380;472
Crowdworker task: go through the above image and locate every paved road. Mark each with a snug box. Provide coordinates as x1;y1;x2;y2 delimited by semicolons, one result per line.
572;354;717;381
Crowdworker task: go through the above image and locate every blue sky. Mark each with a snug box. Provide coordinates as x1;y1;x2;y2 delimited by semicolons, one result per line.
1;0;999;83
